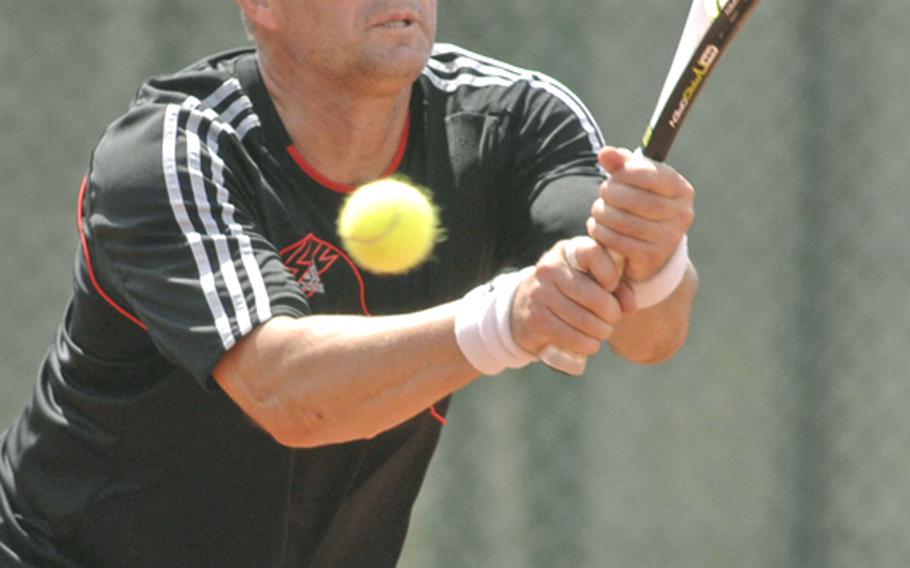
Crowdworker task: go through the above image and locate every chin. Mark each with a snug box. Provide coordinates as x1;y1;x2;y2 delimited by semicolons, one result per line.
364;44;431;84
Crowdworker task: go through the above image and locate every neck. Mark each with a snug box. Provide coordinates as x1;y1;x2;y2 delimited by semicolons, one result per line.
258;51;413;188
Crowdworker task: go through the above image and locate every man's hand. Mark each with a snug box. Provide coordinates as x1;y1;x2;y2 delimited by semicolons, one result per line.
509;236;630;358
587;147;695;282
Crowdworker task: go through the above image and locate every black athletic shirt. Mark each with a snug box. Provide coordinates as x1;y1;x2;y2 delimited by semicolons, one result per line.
0;44;605;567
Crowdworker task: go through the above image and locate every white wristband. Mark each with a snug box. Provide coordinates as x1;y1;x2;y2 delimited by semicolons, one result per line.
629;235;690;309
455;267;539;375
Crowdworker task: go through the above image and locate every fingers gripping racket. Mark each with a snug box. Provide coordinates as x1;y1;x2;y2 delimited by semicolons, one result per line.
539;0;761;375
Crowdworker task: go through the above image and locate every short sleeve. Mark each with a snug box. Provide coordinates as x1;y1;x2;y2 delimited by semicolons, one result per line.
83;101;309;382
499;79;606;266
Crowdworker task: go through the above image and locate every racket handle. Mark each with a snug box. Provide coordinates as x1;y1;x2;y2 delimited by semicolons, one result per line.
539;345;588;376
538;249;626;376
538;147;644;375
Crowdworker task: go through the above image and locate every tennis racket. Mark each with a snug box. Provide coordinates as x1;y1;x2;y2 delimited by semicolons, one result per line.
540;0;762;375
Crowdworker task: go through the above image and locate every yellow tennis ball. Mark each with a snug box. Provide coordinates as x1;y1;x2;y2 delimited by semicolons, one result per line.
338;178;441;275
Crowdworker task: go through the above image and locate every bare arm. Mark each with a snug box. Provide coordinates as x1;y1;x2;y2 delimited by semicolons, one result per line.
511;146;699;368
213;304;480;448
509;236;697;367
214;144;700;447
588;146;699;363
214;240;634;448
608;261;698;363
213;240;690;449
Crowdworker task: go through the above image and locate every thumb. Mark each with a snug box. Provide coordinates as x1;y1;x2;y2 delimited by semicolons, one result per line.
598;146;633;174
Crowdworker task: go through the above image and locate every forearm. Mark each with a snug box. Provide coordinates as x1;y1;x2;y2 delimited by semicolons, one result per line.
608;262;699;364
214;304;480;448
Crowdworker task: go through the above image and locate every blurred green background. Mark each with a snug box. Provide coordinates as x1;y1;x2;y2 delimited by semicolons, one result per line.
2;1;908;567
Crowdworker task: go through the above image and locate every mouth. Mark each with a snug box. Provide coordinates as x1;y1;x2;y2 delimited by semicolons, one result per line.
379;19;413;28
371;11;418;30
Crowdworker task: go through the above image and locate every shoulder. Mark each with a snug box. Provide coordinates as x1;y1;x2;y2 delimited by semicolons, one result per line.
419;43;603;152
420;43;591;117
113;47;261;151
90;49;262;208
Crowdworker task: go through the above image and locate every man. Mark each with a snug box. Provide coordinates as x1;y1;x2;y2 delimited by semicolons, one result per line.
0;0;697;566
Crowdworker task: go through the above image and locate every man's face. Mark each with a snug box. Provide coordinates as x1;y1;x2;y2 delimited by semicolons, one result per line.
275;0;437;90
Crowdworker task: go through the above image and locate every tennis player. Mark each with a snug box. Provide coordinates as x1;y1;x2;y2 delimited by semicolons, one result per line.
0;1;697;565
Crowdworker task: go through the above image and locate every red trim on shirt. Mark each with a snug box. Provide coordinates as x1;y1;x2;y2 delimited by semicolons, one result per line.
429;405;448;426
346;257;371;317
286;112;411;194
77;176;148;331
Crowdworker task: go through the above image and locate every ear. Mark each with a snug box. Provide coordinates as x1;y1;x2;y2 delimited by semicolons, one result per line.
236;0;279;32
